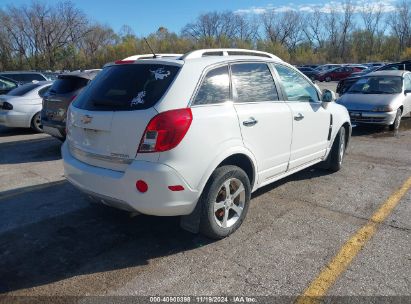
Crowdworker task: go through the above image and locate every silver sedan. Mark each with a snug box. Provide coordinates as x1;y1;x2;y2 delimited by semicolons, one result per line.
0;81;52;132
336;70;411;130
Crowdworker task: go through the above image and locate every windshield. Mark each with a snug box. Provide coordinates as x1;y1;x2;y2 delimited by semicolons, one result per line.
73;64;180;111
347;76;402;94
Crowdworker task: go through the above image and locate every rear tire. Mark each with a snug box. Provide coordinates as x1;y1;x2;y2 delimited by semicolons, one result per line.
199;165;251;239
31;112;43;133
327;126;346;172
389;108;402;131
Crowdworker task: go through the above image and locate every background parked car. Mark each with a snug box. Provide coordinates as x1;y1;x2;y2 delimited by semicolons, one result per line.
0;81;52;132
314;64;343;73
297;67;318;81
336;70;411;130
0;71;48;84
0;76;18;95
41;70;100;140
376;60;411;72
349;66;380;78
316;66;363;82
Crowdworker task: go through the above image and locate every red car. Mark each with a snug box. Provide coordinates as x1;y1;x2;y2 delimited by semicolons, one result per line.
317;66;364;82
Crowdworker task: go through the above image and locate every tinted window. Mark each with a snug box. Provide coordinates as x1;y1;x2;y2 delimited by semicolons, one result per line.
275;64;320;102
193;66;230;105
49;77;89;94
38;85;51;97
7;83;41;96
73;64;180;111
231;63;278;102
2;73;45;82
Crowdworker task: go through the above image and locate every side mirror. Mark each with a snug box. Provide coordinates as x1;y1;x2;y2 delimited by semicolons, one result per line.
322;89;337;103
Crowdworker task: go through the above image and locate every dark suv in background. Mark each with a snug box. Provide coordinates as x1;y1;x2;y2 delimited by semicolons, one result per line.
41;70;100;140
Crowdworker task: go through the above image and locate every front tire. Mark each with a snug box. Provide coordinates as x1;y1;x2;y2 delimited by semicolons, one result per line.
31;112;43;133
199;165;251;239
325;76;332;82
327;126;346;172
389;108;402;131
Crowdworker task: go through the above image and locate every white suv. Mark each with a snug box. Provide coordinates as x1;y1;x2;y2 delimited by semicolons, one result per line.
62;49;351;239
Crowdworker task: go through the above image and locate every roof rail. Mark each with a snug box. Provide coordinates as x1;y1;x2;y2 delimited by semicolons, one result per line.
181;49;282;61
123;54;183;60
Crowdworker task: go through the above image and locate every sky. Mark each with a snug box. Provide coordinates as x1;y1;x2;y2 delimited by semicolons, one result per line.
0;0;399;36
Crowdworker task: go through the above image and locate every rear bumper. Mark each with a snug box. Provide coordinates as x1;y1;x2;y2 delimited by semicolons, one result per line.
348;110;397;125
62;142;200;216
0;110;31;128
42;120;66;139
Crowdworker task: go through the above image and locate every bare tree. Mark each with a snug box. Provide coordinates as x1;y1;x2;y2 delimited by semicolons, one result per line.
388;0;411;57
302;9;327;49
261;10;303;51
360;2;383;57
339;0;355;60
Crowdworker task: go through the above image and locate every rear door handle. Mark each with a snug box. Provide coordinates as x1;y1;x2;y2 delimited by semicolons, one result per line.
294;113;304;121
243;117;258;127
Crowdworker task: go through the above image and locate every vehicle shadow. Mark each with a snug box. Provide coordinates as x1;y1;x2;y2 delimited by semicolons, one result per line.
351;116;411;138
0;127;38;137
252;166;333;199
0;136;61;164
0;181;212;293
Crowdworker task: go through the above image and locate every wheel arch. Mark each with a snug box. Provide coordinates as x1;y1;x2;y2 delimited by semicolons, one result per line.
180;149;258;234
216;153;256;190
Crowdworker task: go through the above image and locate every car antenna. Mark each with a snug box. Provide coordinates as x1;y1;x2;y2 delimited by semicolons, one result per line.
144;38;157;58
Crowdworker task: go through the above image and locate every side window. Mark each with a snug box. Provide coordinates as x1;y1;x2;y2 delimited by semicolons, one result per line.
193;65;230;105
231;63;279;102
38;85;51;97
404;75;411;90
275;64;320;102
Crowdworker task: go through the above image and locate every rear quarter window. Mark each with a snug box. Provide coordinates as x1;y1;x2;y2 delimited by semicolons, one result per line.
193;65;230;105
73;64;180;111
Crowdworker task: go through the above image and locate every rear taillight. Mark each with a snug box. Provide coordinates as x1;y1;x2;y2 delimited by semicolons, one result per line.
138;108;192;153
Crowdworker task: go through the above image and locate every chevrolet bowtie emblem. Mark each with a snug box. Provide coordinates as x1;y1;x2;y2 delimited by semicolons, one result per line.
81;115;93;124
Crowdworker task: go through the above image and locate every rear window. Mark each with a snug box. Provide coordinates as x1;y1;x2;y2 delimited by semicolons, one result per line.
73;64;180;111
2;73;45;82
7;83;41;96
49;77;89;94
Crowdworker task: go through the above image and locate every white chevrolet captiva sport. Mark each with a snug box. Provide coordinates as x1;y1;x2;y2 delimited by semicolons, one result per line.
62;49;351;239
